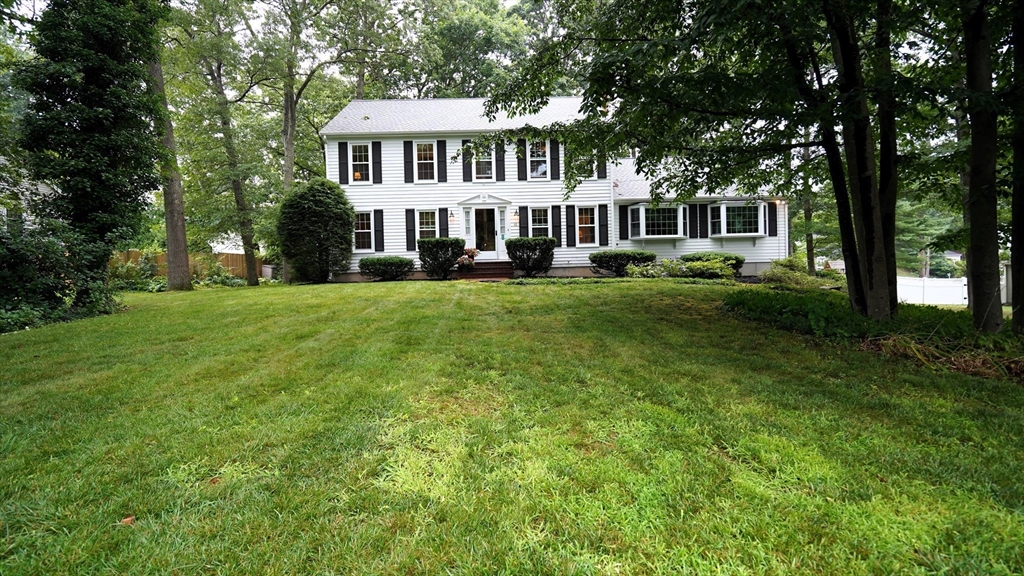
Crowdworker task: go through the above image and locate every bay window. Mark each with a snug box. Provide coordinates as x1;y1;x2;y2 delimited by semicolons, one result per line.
710;202;768;237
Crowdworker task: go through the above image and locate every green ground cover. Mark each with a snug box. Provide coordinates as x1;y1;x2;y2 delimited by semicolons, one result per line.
1;280;1022;574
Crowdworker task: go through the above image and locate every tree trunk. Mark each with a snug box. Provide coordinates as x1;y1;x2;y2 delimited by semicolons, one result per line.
956;106;974;309
825;4;893;320
282;64;296;193
210;66;259;287
1012;1;1024;333
356;58;366;99
148;57;192;291
964;0;1003;332
874;0;899;314
801;145;815;276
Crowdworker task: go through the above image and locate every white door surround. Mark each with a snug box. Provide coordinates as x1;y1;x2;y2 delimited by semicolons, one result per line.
458;193;509;260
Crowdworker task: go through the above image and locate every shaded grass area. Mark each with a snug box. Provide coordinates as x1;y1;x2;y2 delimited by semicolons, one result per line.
2;280;1023;574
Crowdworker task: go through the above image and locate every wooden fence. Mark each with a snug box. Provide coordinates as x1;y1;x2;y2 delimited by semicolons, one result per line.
112;250;262;279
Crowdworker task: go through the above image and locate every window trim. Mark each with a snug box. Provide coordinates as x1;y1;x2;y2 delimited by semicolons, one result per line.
473;144;495;182
414;140;437;184
710;201;768;237
416;209;438;240
627;203;687;239
529;207;550;237
576;205;598;246
528;139;550;181
349;142;372;185
354;210;373;252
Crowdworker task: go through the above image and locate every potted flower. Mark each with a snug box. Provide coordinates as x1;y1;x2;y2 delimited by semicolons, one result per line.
457;247;480;273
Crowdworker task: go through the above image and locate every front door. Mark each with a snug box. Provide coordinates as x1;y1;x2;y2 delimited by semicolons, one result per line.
475;208;496;258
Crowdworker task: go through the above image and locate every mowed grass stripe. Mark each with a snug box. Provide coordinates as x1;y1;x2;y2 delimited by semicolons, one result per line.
0;280;1022;574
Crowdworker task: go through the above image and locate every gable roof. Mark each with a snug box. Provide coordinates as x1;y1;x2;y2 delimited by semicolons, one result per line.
320;97;585;136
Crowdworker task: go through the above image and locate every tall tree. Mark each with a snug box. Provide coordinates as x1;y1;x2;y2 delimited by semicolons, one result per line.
963;0;1002;332
15;0;164;301
148;53;191;291
1012;0;1024;333
168;0;267;286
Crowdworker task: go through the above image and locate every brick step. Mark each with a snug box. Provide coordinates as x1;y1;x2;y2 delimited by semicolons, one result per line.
457;260;514;280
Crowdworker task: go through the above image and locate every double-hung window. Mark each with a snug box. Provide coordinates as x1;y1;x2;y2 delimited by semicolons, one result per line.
418;210;437;239
711;202;767;236
474;145;494;180
578;206;597;245
350;143;371;183
530;208;549;237
415;141;436;182
529;140;548;179
354;212;372;251
628;204;686;238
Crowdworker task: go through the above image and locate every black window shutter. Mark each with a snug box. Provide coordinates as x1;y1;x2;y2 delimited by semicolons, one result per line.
439;208;449;238
373;209;384;252
403;141;414;183
406;209;416;251
338;142;349;185
550;139;560;180
519;206;529;237
552;206;562;247
619;205;629;240
517;139;527;181
462;139;472;182
688;204;699;238
495;143;505;181
596;158;607;179
698;204;710;238
436;140;447;182
598;204;609;246
372;141;382;184
565;205;576;247
768;201;779;236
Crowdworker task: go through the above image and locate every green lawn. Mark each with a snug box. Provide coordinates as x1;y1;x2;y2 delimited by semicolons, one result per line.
2;280;1023;574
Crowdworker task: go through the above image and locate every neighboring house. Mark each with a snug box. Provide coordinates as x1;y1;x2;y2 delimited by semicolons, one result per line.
319;97;789;279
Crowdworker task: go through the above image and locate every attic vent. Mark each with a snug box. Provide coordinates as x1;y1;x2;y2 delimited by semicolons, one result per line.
362;115;370;120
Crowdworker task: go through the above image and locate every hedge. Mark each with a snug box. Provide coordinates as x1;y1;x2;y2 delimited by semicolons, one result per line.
505;237;556;277
678;251;745;274
589;249;657;277
358;256;415;281
417;237;465;280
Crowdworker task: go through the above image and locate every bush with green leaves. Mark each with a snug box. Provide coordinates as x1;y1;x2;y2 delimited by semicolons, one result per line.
678;251;746;274
760;257;830;290
277;177;355;283
627;258;734;280
1;220;118;333
505;237;556;277
815;267;845;283
417;237;465;280
589;249;657;277
359;256;416;281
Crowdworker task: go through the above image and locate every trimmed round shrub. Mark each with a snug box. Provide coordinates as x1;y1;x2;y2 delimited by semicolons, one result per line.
359;256;415;281
681;260;734;279
589;249;657;277
277;178;355;283
417;237;465;280
505;236;555;277
678;251;746;274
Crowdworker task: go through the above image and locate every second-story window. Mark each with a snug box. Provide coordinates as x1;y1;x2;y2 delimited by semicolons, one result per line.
474;145;493;180
529;140;548;179
416;141;435;182
351;143;370;183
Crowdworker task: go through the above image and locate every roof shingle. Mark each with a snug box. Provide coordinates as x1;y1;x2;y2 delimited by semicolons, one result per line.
319;97;585;136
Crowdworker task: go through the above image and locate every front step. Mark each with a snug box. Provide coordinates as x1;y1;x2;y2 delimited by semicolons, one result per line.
458;260;514;280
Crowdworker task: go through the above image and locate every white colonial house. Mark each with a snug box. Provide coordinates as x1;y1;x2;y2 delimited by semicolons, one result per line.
319;97;789;279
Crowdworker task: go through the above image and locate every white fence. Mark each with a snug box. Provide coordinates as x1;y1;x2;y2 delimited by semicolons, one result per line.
896;277;968;306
